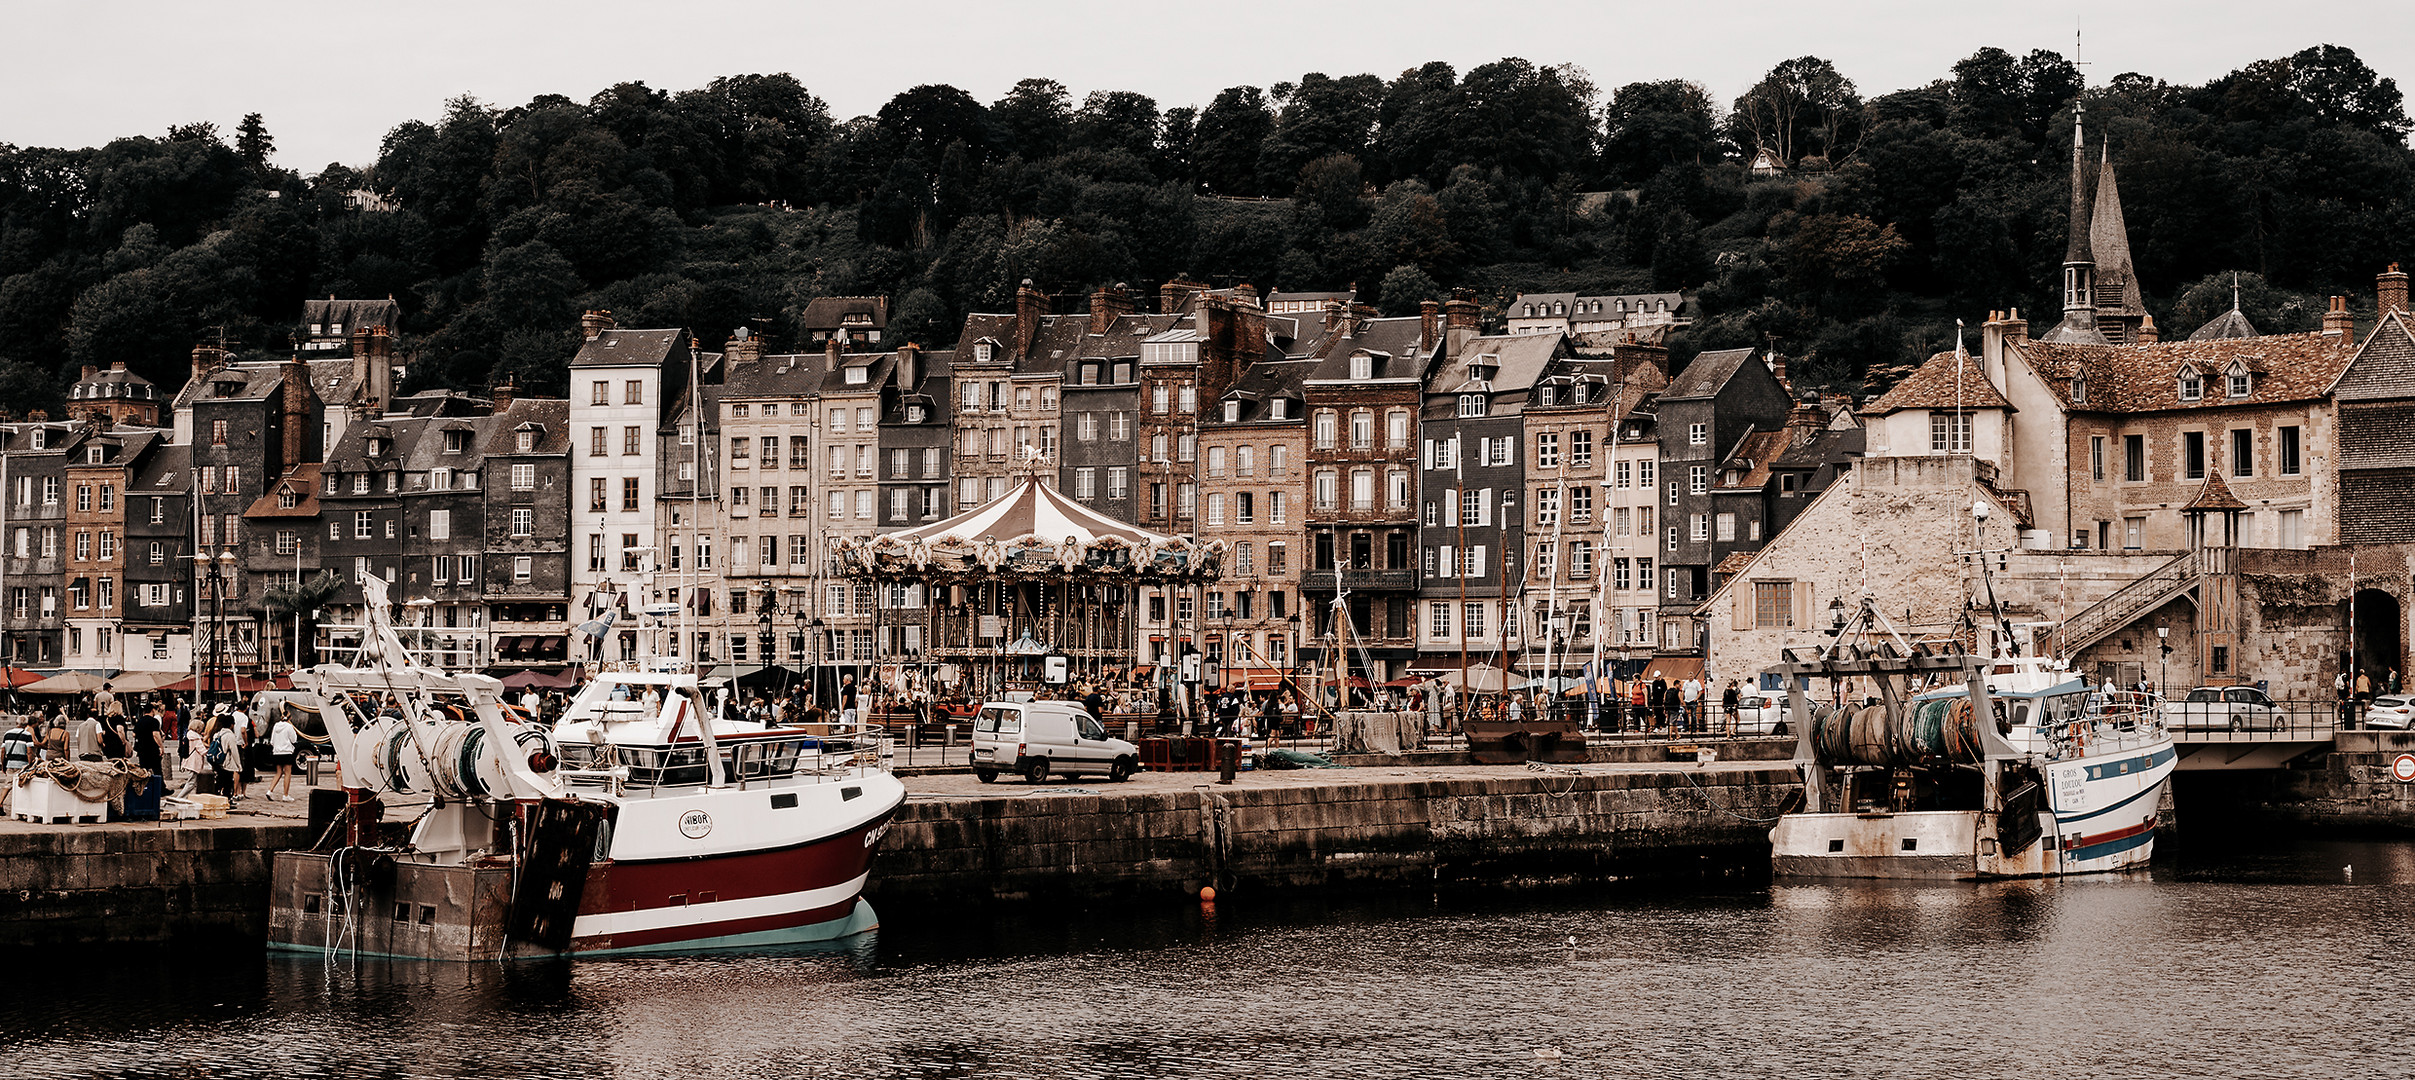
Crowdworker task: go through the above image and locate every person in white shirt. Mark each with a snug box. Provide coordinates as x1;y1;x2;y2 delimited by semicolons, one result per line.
268;711;300;801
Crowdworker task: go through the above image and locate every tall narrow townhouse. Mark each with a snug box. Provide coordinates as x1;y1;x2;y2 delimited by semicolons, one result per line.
565;312;694;658
1518;346;1665;681
1652;348;1790;656
1603;381;1663;666
657;342;728;671
59;427;155;673
0;419;72;669
178;348;322;678
124;443;192;674
817;341;892;680
876;344;952;534
952;282;1052;512
482;396;574;672
1199;350;1315;688
241;463;322;669
714;347;829;691
1415;331;1564;678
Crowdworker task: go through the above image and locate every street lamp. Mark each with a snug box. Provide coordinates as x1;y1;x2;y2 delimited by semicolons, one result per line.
193;549;237;713
804;612;821;707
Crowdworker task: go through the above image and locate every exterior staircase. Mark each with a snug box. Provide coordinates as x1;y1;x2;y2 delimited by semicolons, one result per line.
2044;550;2202;658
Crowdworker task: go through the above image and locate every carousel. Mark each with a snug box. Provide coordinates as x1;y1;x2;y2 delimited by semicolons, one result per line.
833;468;1223;704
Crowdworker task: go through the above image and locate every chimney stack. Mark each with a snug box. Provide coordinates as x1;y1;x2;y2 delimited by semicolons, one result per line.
581;309;616;342
898;342;921;387
280;358;309;468
826;335;842;372
1347;302;1378;337
725;327;762;367
1443;288;1482;357
2323;295;2354;339
2136;314;2160;344
1420;299;1441;346
1089;282;1134;334
491;378;516;414
1013;279;1047;360
1159;278;1206;315
357;326;394;411
190;343;228;382
1322;300;1344;334
2380;263;2409;321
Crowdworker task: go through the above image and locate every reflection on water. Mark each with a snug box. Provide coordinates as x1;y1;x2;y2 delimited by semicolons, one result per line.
8;830;2415;1079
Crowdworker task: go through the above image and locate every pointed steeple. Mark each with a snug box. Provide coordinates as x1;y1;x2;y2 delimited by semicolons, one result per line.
2042;100;2108;345
2089;139;2146;336
2186;272;2262;340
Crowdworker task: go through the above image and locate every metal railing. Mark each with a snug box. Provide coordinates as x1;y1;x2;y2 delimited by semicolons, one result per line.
2165;697;2340;743
2047;550;2197;656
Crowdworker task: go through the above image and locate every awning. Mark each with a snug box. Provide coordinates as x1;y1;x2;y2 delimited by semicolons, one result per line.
107;671;184;693
496;668;579;689
1223;667;1285;691
20;672;106;694
1636;657;1706;684
161;674;289;694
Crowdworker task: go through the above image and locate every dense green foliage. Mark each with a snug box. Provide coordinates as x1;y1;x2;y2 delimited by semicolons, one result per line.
0;47;2407;410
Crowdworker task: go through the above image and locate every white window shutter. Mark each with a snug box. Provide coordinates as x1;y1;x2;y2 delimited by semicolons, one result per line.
1471;546;1487;577
1479;488;1493;526
1439;545;1454;578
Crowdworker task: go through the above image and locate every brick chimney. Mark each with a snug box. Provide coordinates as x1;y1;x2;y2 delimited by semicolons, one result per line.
1322;300;1344;335
1420;299;1441;346
725;328;763;367
2136;314;2160;344
1013;279;1047;360
1443;289;1482;358
356;326;395;411
898;342;921;387
79;363;97;382
1159;278;1206;315
280;358;310;468
491;378;516;414
190;342;228;382
581;309;616;342
2380;263;2409;321
826;335;842;372
1347;302;1378;337
2323;295;2354;339
1089;283;1134;334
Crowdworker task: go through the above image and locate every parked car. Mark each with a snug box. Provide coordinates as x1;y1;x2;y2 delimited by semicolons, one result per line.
2164;686;2279;732
970;700;1140;783
1731;692;1790;735
2366;695;2414;730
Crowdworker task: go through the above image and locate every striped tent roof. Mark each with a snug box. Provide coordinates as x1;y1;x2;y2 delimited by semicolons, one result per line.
890;475;1170;547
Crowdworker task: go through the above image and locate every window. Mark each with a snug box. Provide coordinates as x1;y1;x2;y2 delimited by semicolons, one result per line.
1930;412;1971;455
1177;481;1195;518
1570;487;1592;523
1464;603;1485;637
1388;469;1410;509
1207;446;1227;479
1388;410;1411;449
1270;491;1287;524
1109;412;1131;440
2279;426;2301;475
2231;428;2254;477
1535;433;1559;468
1076;468;1096;500
2124;434;2145;482
1350;354;1372;380
624;380;643;405
588;477;607;512
1638;460;1654;488
1107;468;1128;500
2178;372;2202;402
1314;410;1337;449
2228;373;2251;398
354;511;373;539
1351;469;1375;511
622;426;640;455
1570;429;1593;466
1457;395;1486;417
1614;461;1630;489
514;555;532;582
1177;434;1196;462
1237;492;1256;524
1350;410;1374;449
619;477;639;511
1314;469;1337;511
1237;446;1254;476
1716;513;1736;542
2124;517;2145;550
2183;431;2206;480
2279;508;2304;549
591;381;610;405
2090;436;2105;481
1689;465;1707;495
1753;581;1796;627
1691;513;1709;541
1430;602;1452;638
1153;385;1170;413
1207;493;1226;526
511;508;533;537
211;420;228;445
512;463;535;491
1268;541;1287;571
43;477;58;504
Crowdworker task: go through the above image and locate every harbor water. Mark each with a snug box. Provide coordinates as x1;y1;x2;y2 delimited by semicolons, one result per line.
6;827;2411;1079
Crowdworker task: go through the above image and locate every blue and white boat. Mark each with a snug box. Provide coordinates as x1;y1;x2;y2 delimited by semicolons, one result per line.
1766;615;2176;880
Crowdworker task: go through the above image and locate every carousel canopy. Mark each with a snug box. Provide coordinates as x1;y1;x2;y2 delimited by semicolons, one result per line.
892;474;1168;547
842;474;1222;583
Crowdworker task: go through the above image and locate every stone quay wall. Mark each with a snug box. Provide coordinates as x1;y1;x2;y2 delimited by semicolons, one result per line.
0;822;313;948
868;765;1801;906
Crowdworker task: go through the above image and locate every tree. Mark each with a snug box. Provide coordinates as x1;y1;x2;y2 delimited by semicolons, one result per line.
1731;57;1863;166
264;570;343;668
1070;91;1160;162
235;113;274;172
1601;80;1720;184
1191;86;1273;196
992;78;1072;161
1376;263;1440;315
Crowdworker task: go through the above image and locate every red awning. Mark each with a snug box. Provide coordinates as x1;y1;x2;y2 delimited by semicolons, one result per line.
162;674;288;694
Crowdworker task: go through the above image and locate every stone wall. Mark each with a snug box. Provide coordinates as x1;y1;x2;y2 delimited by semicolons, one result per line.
868;765;1800;905
2213;731;2415;829
0;823;311;948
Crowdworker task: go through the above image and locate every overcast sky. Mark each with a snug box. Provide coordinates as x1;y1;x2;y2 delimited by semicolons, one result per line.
6;0;2409;171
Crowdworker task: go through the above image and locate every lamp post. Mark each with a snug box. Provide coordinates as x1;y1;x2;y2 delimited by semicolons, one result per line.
755;592;774;688
193;549;236;713
805;613;822;707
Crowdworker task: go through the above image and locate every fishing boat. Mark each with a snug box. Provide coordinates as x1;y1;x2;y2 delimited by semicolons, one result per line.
1764;598;2175;880
265;573;905;960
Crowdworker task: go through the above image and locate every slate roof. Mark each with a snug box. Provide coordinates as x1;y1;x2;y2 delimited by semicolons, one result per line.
172;362;289;408
570;328;686;368
1663;348;1757;399
722;354;835;399
133;442;188;494
2017;331;2350;413
483;400;571;455
2187;306;2262;341
1859;351;2014;416
300;298;400;337
2088;152;2145;319
2325;311;2415;402
1425;332;1558;392
1209;357;1317;425
798;296;889;330
1715;428;1792;490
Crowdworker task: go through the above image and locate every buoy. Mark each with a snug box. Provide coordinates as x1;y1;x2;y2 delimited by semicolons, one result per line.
1199;886;1217;902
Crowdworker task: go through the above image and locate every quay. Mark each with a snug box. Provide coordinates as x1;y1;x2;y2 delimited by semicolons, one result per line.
0;740;1797;948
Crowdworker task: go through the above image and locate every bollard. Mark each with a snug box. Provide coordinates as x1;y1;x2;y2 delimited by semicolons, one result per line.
1216;738;1239;784
307;755;323;787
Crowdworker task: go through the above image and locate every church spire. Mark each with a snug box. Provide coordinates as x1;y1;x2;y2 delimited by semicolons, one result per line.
2043;99;2108;344
2089;137;2146;336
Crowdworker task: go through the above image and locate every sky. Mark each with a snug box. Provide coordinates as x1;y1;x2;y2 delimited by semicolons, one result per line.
5;0;2409;171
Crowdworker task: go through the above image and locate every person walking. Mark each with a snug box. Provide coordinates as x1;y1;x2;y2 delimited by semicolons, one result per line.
130;703;165;778
1721;680;1742;735
839;675;860;727
2355;669;2375;729
2391;668;2404;696
267;709;300;801
213;716;246;804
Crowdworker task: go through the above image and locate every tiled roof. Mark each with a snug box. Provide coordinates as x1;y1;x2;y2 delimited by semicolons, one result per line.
1426;332;1558;392
798;296;888;329
1860;351;2013;416
1715;428;1791;490
1713;550;1757;576
244;464;322;518
483;399;571;455
2186;307;2261;341
2017;330;2350;413
2327;312;2415;403
2183;472;2248;512
299;298;400;336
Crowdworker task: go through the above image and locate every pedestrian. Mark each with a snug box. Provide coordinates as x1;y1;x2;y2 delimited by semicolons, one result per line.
1722;680;1741;734
70;709;104;760
1629;677;1648;733
40;716;68;762
1506;695;1524;725
1;713;34;781
213;716;246;803
2393;668;2405;696
1682;676;1704;733
2336;671;2352;728
268;708;299;801
2355;669;2375;727
182;718;215;796
130;702;165;778
840;674;859;727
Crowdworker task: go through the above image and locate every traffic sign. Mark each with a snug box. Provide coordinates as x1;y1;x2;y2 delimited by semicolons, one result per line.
2390;753;2415;784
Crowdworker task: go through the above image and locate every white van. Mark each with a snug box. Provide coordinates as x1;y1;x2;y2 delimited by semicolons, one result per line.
970;701;1140;783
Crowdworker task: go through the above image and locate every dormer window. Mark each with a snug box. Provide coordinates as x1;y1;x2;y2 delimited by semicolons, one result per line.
367;438;386;456
444;430;469;453
1224;400;1241;423
1080;362;1100;385
516;430;537;452
975;342;994;363
1538;386;1556;406
2227;373;2251;398
905;405;925;423
86;447;103;464
2071;372;2088;405
30;430;46;450
844;366;868;385
1457;394;1487;418
2177;372;2203;402
1572;384;1589;405
278;489;298;509
1269;399;1288;421
1350;355;1372;381
323;471;337;495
